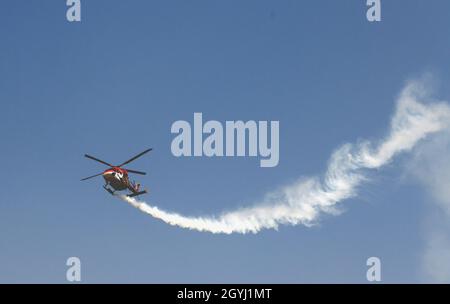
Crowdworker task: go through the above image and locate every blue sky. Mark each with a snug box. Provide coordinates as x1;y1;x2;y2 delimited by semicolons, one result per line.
1;0;450;283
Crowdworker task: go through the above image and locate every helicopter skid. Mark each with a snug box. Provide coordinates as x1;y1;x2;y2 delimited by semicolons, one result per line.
127;190;147;198
103;186;115;195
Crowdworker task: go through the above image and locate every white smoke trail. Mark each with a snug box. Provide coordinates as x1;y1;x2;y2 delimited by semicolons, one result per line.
118;80;450;234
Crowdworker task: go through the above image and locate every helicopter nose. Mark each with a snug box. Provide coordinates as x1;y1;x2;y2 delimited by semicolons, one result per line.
102;171;114;181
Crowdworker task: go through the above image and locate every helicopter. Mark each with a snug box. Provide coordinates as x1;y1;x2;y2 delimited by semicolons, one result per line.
81;148;152;197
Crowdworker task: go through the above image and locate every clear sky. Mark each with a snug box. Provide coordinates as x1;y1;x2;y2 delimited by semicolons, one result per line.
1;0;450;283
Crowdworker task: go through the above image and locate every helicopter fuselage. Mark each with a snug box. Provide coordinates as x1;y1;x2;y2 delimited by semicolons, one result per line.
103;167;129;191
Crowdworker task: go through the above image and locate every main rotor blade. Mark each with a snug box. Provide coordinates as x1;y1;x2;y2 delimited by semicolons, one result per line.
80;172;103;181
84;154;113;167
118;148;152;167
125;169;146;175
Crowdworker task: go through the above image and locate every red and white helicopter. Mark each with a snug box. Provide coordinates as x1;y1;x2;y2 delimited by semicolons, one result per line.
81;148;152;197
